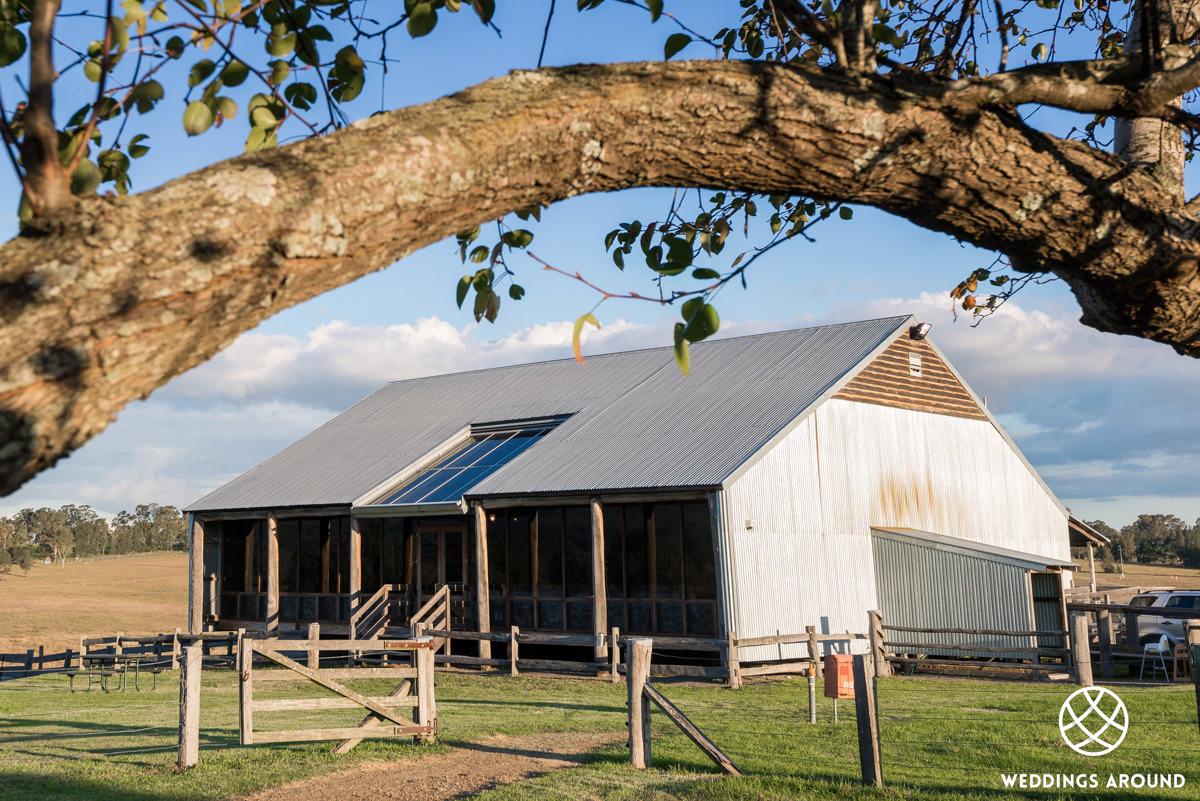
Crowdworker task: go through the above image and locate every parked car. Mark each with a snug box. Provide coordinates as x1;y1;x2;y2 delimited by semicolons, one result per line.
1129;591;1200;645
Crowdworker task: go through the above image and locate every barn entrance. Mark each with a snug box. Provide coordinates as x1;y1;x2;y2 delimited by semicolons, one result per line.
416;524;470;629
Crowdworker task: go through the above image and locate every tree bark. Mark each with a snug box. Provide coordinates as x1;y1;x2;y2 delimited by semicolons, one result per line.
1;60;1199;495
1114;0;1189;200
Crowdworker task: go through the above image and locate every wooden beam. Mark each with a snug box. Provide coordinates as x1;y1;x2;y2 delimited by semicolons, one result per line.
643;684;742;775
253;725;431;744
474;504;491;661
348;515;361;618
252;695;418;712
591;497;608;661
1088;543;1096;593
237;634;253;745
627;638;652;770
266;513;279;634
333;679;413;754
188;516;204;634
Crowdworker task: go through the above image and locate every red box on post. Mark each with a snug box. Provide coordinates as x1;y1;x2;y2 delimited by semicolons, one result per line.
823;654;854;698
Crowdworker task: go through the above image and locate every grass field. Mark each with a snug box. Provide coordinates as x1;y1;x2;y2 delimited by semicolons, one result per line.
1096;562;1200;592
1;668;1196;801
0;553;187;655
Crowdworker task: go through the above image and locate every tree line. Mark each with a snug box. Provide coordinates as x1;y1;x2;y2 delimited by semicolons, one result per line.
1084;515;1200;571
0;504;185;576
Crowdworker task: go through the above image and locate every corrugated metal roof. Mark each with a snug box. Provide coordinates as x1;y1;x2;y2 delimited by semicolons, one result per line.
871;527;1074;571
187;315;912;512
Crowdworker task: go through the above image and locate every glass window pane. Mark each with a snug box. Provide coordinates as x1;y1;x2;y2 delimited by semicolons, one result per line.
566;600;591;632
383;469;455;504
628;602;652;634
657;602;684;634
438;436;506;469
508;511;532;595
564;506;591;598
653;504;684;599
299;519;321;593
360;518;382;592
682;501;716;601
487;511;507;596
511;599;534;628
624;505;651;598
686;603;716;636
277;520;299;594
220;523;248;593
536;508;563;596
538;600;564;630
606;601;624;631
604;506;624;599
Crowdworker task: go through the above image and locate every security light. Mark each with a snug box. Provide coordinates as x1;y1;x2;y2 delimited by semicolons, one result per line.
909;322;933;340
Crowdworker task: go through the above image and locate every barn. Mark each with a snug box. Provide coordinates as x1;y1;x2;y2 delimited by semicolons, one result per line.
184;315;1074;665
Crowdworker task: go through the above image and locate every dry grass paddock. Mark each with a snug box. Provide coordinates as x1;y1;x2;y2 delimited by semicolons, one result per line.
0;552;187;655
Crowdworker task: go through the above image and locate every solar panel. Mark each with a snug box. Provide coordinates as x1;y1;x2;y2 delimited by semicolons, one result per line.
379;424;556;506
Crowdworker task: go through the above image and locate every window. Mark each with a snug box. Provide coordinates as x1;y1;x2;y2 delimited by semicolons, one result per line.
1166;595;1199;609
379;418;565;507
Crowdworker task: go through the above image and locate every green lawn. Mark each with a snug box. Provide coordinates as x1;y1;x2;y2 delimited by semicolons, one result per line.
1;668;1197;800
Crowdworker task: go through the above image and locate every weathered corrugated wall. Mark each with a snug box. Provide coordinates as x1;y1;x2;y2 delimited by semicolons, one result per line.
719;397;1069;663
870;531;1038;658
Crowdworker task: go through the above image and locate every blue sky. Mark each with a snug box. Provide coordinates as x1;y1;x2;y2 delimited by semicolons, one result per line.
1;2;1198;528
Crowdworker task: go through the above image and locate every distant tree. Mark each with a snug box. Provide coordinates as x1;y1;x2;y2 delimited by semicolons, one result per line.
24;507;73;566
61;504;110;557
10;543;33;574
1122;513;1188;565
108;503;186;553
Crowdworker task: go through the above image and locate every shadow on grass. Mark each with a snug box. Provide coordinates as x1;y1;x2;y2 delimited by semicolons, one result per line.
0;771;190;801
441;697;625;714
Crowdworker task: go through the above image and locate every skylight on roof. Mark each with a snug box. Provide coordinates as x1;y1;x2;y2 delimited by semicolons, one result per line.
378;418;564;507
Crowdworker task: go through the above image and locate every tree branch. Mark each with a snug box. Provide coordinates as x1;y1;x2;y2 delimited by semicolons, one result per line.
0;60;1198;497
21;0;71;218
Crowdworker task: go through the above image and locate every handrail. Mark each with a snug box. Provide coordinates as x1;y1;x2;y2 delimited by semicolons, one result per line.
348;583;406;639
410;585;450;629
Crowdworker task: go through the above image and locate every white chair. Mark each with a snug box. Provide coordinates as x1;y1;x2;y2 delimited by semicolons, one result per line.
1140;634;1171;680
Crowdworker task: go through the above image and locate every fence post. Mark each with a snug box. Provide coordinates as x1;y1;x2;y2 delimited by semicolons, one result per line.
237;637;253;745
627;638;653;769
177;644;201;769
22;648;33;677
852;654;882;788
1097;609;1114;680
171;628;180;671
1071;614;1093;687
807;626;823;680
415;644;436;745
509;626;519;676
115;632;123;658
1187;623;1200;735
609;627;620;683
36;645;44;672
725;631;741;690
307;622;320;669
64;648;73;670
868;610;890;678
808;672;817;724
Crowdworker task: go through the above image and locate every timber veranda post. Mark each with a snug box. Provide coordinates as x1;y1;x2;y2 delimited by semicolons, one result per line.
627;638;653;769
1187;623;1200;734
473;504;491;662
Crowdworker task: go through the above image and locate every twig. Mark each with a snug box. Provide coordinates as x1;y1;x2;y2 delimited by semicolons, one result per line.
66;0;115;178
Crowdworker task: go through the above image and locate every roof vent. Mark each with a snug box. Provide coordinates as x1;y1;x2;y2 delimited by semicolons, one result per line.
909;353;922;377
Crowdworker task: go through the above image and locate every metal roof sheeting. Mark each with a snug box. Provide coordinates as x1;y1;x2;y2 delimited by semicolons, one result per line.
186;315;911;512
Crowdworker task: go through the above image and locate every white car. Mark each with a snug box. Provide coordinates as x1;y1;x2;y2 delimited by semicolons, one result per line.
1129;591;1200;645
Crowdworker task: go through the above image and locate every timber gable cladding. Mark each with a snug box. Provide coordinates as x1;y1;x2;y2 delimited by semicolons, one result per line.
833;336;988;421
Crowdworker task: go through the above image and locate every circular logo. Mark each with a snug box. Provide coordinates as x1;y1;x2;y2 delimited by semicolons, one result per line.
1058;686;1129;756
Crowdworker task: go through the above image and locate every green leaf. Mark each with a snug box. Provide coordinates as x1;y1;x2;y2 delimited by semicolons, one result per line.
128;134;150;158
127;80;164;114
673;323;691;375
455;275;471;308
468;245;489;263
251;104;278;128
501;229;534;248
572;313;601;364
269;60;290;87
692;268;720;280
188;59;216;88
1032;42;1048;61
215;96;237;121
839;206;853;220
407;2;437;37
165;36;185;58
244;125;276;153
681;300;720;343
182;100;214;136
71;158;102;196
284;82;318;110
266;30;296;57
664;33;691;60
83;59;103;83
508;284;525;301
0;23;27;68
220;60;250;87
647;0;663;21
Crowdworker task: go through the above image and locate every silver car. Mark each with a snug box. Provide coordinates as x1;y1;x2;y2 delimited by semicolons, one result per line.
1130;591;1200;645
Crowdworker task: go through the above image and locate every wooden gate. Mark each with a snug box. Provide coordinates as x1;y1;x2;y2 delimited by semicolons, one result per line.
238;637;436;749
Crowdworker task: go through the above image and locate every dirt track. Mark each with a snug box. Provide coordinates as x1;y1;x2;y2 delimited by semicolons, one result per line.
230;731;623;801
